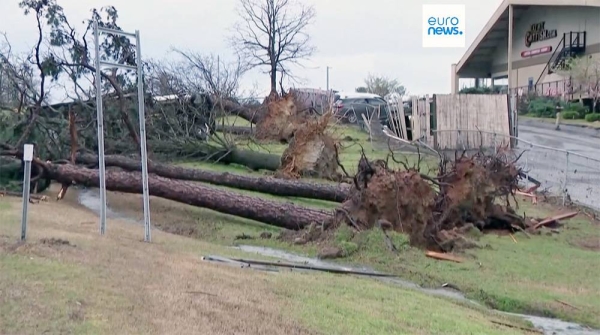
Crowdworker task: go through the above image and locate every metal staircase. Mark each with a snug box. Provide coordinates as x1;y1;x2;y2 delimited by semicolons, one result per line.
535;32;587;86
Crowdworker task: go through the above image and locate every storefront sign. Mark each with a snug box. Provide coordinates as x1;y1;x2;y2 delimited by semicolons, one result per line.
525;22;557;47
521;46;552;57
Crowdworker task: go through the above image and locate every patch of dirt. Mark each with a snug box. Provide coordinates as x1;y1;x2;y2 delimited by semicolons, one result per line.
571;237;600;251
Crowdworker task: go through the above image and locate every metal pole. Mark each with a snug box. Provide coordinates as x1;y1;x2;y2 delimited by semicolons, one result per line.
326;66;330;91
563;151;569;206
507;5;515;147
20;144;33;241
524;148;529;190
136;30;152;242
94;20;108;235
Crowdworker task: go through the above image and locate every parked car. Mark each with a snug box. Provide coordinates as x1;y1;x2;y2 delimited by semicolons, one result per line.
333;94;391;126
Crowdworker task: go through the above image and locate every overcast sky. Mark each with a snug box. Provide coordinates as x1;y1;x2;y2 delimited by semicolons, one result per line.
1;0;501;99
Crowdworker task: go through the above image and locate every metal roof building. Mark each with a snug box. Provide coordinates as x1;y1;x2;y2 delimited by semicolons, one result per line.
451;0;600;97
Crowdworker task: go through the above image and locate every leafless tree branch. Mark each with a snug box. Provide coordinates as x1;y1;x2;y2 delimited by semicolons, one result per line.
230;0;315;95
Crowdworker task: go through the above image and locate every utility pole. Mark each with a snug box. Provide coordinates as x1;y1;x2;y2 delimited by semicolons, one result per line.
326;66;330;91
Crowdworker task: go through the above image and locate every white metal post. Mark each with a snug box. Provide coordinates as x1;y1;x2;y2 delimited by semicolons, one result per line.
20;144;34;241
93;20;108;236
135;30;152;242
326;66;330;91
93;21;151;241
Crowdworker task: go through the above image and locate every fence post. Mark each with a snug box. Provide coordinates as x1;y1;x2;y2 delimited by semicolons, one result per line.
493;133;497;154
563;151;569;205
21;144;34;241
524;148;529;189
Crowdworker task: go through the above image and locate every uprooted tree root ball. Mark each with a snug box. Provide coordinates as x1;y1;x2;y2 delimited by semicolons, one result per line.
327;148;528;252
255;93;299;142
278;112;340;180
337;157;436;233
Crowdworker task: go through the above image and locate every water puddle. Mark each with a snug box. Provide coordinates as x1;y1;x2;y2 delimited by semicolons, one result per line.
77;188;139;224
232;245;468;302
76;191;598;334
230;245;600;335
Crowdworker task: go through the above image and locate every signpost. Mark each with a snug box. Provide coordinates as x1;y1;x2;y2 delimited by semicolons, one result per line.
21;144;33;241
93;21;152;241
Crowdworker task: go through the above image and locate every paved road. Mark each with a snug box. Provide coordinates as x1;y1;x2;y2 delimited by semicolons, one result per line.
516;121;600;210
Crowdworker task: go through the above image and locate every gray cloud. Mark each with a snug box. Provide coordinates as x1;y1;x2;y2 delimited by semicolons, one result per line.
0;0;501;98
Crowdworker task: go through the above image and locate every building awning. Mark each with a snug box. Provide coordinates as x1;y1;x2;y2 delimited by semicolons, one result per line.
455;0;600;78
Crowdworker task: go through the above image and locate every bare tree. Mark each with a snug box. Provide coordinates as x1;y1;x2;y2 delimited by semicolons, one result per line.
556;55;600;112
0;34;38;111
230;0;316;95
173;50;247;99
362;74;406;98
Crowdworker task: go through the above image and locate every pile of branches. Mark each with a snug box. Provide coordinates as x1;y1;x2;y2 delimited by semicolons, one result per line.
335;147;528;251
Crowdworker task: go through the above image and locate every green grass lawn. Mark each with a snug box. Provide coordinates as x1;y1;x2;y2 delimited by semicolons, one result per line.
5;120;597;332
110;190;600;328
163;121;600;328
0;194;534;335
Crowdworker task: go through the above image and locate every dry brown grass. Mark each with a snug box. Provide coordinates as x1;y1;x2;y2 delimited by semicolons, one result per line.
0;185;316;335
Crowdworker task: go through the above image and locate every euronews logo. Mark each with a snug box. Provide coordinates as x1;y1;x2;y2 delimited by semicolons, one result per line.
427;17;463;36
422;4;466;48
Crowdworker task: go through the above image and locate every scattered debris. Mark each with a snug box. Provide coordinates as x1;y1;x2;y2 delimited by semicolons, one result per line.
40;238;73;247
490;320;543;334
203;255;397;277
555;299;581;311
532;212;578;230
259;232;272;239
425;251;463;263
515;190;538;204
0;190;48;202
235;233;255;240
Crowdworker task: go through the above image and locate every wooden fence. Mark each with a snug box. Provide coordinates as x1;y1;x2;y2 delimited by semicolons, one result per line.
398;94;511;150
433;94;511;150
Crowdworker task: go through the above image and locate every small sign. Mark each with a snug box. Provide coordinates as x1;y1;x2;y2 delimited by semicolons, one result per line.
23;144;34;162
521;46;552;58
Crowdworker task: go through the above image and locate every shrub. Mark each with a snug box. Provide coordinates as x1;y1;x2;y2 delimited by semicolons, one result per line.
564;101;589;118
526;98;589;118
527;97;559;117
561;111;581;119
585;113;600;122
459;86;499;94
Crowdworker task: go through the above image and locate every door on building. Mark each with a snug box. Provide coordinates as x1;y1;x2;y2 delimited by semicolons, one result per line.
528;77;534;92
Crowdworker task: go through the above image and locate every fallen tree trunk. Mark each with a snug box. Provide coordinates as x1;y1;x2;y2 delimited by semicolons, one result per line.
218;148;281;171
46;163;332;230
110;140;282;171
75;154;351;202
209;96;265;124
